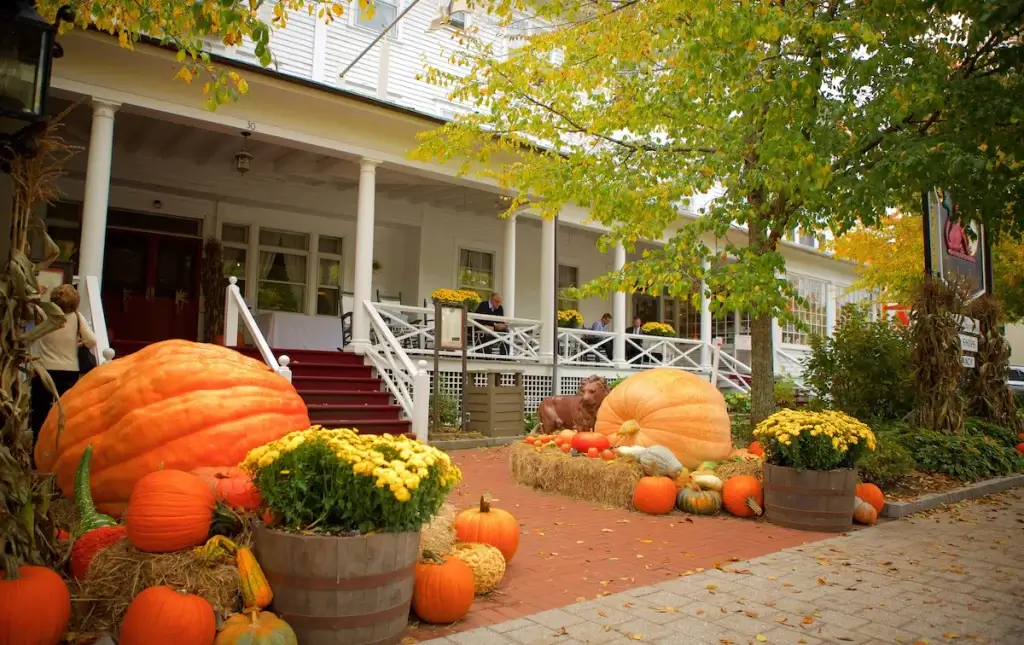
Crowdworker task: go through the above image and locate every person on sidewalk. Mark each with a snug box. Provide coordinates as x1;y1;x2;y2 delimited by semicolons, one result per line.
30;284;96;465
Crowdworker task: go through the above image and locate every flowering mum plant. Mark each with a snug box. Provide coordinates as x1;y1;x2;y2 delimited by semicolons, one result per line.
241;427;462;534
557;309;583;328
641;321;676;337
431;288;481;309
753;409;877;471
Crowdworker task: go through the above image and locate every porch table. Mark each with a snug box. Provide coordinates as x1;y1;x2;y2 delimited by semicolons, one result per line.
256;311;344;351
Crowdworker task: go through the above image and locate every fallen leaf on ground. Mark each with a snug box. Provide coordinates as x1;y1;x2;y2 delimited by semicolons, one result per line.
756;635;768;642
601;528;613;532
654;606;681;613
802;617;814;624
943;633;960;639
627;634;643;641
574;596;586;602
775;616;787;623
744;610;759;618
553;627;568;636
706;584;718;590
638;538;653;544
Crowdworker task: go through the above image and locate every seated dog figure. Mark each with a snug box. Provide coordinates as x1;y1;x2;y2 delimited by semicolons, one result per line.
536;376;610;434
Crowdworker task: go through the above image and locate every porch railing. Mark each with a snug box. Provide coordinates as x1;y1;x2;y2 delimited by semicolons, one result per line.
363;300;430;441
79;275;115;365
625;333;706;371
557;327;615;366
224;277;292;382
715;351;752;393
775;347;807;388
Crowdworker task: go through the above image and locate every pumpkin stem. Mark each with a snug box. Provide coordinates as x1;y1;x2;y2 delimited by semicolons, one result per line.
73;444;118;537
618;419;641;437
421;550;446;565
479;495;490;513
746;497;763;516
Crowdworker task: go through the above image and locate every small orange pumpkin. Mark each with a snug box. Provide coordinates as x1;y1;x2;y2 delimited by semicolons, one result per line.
1015;442;1024;455
853;499;878;526
855;483;885;514
214;610;297;645
571;431;611;454
412;553;475;624
120;586;216;645
722;475;763;518
0;565;71;645
632;476;677;515
191;466;262;511
747;441;764;457
455;497;520;562
125;470;240;553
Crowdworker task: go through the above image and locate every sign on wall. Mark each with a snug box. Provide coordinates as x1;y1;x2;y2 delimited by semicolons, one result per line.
923;188;989;300
439;306;466;350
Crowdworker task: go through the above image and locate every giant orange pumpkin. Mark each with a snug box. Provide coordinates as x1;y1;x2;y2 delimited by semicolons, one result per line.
0;565;71;645
33;340;310;516
594;368;733;469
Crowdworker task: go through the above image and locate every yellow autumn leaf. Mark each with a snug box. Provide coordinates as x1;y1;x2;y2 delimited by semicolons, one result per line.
756;634;768;643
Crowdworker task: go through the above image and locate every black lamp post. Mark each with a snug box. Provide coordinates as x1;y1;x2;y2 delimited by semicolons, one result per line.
0;0;72;168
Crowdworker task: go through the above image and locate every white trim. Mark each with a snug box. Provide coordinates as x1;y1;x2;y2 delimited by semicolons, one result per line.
315;234;345;317
256;228;311;315
311;18;329;82
350;0;403;39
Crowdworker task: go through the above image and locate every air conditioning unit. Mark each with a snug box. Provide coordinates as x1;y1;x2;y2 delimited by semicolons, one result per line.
428;0;472;31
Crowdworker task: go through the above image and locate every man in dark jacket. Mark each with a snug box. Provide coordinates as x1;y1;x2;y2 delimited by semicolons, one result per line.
473;293;508;353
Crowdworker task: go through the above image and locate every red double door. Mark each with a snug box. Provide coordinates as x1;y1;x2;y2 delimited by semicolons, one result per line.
100;229;201;343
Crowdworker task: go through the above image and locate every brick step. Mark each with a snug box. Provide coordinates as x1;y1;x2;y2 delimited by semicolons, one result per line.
291;375;384;392
306;404;402;422
300;390;393;406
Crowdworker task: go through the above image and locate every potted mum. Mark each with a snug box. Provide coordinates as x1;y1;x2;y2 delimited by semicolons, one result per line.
242;427;462;645
641;321;676;337
431;288;481;309
753;409;876;532
557;309;583;329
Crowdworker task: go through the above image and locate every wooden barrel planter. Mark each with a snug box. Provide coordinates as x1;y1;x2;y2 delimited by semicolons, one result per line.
762;463;857;533
255;526;420;645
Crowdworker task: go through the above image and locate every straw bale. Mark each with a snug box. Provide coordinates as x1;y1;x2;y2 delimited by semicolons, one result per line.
420;502;457;555
509;443;643;510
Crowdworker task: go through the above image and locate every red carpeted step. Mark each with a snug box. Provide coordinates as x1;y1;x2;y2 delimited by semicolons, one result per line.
291;375;385;392
307;404;402;422
301;390;392;406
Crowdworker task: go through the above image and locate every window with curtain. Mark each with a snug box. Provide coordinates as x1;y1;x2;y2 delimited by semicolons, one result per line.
458;248;494;300
317;235;343;316
558;264;579;311
257;229;309;313
221;223;249;297
355;0;398;34
783;274;827;344
679;297;701;340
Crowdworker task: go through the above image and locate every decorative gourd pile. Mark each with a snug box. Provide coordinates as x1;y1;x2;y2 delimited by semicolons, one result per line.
33;339;310;516
853;482;885;525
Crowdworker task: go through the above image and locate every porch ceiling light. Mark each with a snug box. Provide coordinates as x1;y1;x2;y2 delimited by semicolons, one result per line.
235;131;253;175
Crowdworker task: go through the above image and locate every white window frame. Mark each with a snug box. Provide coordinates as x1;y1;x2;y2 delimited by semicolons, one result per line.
836;287;876;324
436;0;470;29
351;0;401;38
436;99;470;121
256;228;310;315
457;247;496;301
557;264;579;312
220;222;250;299
316;235;344;317
782;274;828;346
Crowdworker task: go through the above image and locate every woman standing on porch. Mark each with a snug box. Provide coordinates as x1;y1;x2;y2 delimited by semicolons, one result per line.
30;284;96;466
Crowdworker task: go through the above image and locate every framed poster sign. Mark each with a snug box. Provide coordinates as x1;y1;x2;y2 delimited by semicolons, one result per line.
923;188;989;300
37;268;65;302
438;306;466;350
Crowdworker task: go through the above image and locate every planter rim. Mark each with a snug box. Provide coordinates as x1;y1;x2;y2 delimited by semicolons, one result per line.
255;524;419;542
763;463;857;474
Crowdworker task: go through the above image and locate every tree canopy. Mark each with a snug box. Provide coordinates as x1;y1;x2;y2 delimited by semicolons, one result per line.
36;0;348;111
834;216;1024;322
414;0;1023;419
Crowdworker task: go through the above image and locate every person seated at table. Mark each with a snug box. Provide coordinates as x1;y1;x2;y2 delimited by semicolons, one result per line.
473;293;508;353
626;316;644;362
586;313;613;359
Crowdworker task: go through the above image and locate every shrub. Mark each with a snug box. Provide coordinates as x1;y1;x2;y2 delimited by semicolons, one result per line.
774;378;798;409
730;414;754;448
754;409;877;471
242;427;462;533
965;418;1020;448
431;391;462;430
857;434;916;487
724;393;751;415
524;411;539;433
900;426;1024;482
803;307;914;420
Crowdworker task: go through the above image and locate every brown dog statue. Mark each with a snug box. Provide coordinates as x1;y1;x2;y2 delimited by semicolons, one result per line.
536;375;610;434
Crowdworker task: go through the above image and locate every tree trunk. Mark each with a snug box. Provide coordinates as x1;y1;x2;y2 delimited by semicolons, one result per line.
749;312;776;425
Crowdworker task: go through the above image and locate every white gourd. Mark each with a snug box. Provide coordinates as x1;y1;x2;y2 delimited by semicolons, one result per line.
690;471;724;491
637;445;683;478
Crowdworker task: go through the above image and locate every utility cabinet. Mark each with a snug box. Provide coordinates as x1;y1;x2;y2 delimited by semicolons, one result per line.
464;369;525;437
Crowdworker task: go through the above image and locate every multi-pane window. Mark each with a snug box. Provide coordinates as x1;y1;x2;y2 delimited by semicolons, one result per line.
257;229;309;313
221;223;249;297
837;287;875;325
316;235;343;316
355;0;398;33
662;297;677;330
558;264;579;311
782;275;827;345
678;298;701;340
711;309;734;343
458;249;494;300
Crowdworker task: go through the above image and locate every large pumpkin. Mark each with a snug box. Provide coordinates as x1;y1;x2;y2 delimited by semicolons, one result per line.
125;470;239;553
120;586;216;645
0;565;71;645
33;340;310;516
594;368;732;470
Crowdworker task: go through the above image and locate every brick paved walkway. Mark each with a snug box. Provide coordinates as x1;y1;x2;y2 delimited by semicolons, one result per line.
407;446;832;641
413;487;1024;645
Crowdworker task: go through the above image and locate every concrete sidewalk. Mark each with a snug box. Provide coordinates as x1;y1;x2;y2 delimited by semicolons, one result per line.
416;489;1024;645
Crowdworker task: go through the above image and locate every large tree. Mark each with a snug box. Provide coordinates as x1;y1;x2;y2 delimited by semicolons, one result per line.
414;0;1023;422
834;216;1024;321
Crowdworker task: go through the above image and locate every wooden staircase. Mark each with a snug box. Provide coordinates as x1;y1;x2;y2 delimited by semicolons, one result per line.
110;341;411;435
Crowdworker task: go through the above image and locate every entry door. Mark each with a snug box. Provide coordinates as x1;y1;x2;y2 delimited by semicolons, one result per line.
101;230;201;342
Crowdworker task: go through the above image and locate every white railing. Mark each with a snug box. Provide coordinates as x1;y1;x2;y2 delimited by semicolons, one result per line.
716;350;752;393
364;301;430;441
624;333;706;371
775;347;807;388
76;274;115;365
371;302;543;361
557;327;615;366
224;277;292;382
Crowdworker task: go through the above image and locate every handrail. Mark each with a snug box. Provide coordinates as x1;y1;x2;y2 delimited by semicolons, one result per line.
715;350;752;393
364;300;431;441
77;274;115;364
223;277;292;382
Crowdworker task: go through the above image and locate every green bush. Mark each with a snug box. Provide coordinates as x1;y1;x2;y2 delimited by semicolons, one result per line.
803;307;914;421
774;378;798;409
900;427;1024;482
857;432;916;487
965;418;1020;448
430;392;462;430
524;411;539;433
731;414;754;447
724;392;751;415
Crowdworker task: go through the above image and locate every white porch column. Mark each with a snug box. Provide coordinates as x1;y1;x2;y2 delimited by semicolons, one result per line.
771;318;782;375
612;242;627;366
825;284;838;337
539;216;556;359
350;158;380;353
78;99;119;285
502;214;517;318
700;258;712;368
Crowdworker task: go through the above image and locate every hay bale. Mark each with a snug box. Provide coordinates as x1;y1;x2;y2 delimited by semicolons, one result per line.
715;458;764;481
420;502;457;555
509;443;643;510
70;534;249;636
